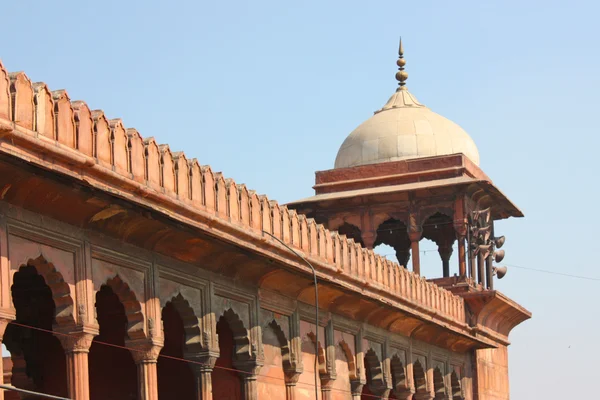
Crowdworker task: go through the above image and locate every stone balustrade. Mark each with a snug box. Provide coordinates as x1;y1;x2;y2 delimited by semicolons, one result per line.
0;62;465;325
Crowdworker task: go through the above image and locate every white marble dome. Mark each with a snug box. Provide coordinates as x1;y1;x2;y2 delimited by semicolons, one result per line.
334;86;480;169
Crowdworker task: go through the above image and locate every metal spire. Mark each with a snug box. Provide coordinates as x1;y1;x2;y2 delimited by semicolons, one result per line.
396;37;408;90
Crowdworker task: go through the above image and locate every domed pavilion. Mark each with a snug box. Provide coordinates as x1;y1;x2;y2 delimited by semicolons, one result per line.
288;39;522;289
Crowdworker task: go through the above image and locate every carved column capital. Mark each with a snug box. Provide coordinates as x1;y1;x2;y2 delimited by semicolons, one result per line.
186;351;219;374
234;358;263;377
54;325;98;351
284;369;302;385
361;231;377;249
57;331;96;354
408;230;423;243
127;338;164;364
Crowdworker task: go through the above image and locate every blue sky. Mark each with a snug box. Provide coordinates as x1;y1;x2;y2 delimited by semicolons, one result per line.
3;1;599;398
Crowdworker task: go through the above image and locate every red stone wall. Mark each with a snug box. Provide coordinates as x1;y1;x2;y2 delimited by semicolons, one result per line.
257;324;286;399
474;346;510;400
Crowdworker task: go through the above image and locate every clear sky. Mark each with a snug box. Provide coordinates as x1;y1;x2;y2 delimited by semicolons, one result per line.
3;1;599;398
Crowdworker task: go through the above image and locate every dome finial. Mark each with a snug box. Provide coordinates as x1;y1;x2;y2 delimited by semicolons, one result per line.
395;37;408;90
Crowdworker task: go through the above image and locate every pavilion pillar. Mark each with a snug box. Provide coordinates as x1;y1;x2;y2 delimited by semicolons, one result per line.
395;248;411;269
477;254;485;287
361;230;377;250
56;327;97;400
453;197;468;278
188;353;217;400
457;235;467;277
408;231;422;275
128;339;163;400
438;243;453;278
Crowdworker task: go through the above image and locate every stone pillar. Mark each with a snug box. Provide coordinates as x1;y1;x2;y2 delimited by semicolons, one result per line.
395;248;411;269
350;379;365;400
284;370;301;400
321;376;335;400
57;329;97;400
129;340;163;400
477;254;485;286
361;231;377;250
0;318;12;400
438;243;453;278
235;360;262;400
457;235;467;277
188;354;217;400
408;231;422;275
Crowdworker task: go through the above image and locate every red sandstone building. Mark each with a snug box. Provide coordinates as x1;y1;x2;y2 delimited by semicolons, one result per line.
0;41;529;400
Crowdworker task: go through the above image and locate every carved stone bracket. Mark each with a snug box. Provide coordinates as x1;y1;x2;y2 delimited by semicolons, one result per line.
350;378;366;396
127;338;164;364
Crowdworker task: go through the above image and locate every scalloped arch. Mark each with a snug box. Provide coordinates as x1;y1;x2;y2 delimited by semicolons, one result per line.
13;256;75;327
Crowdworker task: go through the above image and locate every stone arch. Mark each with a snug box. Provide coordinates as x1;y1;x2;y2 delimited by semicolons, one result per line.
4;258;70;397
390;354;411;396
433;366;446;399
219;308;251;359
90;277;138;399
413;359;428;395
339;340;358;380
306;331;327;374
158;294;198;400
264;319;293;373
336;222;364;247
374;218;411;267
363;348;387;396
101;275;145;340
421;212;456;277
418;208;455;229
165;293;202;354
13;256;75;326
450;370;463;400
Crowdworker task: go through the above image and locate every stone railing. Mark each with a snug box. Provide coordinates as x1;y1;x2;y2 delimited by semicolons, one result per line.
0;62;465;324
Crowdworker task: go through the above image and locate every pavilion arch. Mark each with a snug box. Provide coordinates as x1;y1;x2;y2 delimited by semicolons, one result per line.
363;348;387;395
418;208;455;229
450;370;464;400
374;218;411;266
336;222;364;247
100;275;145;340
165;293;202;354
13;256;75;327
219;308;251;359
433;366;447;399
